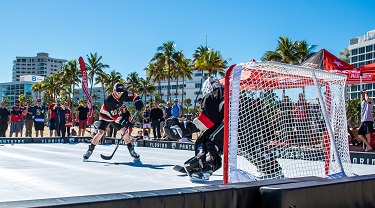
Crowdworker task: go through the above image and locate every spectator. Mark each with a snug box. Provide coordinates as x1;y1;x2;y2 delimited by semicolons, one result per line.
32;98;46;137
76;100;90;136
278;96;294;143
294;93;310;145
9;100;24;137
53;98;67;138
24;99;34;137
165;102;172;119
158;103;165;134
0;102;10;137
64;101;73;137
48;99;58;136
150;102;164;140
358;89;374;151
142;105;151;137
171;98;182;118
134;130;143;142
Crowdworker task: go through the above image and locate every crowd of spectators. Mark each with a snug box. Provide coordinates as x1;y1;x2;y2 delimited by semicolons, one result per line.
0;98;90;138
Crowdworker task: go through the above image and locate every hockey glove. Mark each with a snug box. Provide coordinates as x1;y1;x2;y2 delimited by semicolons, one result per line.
118;117;133;128
134;96;144;111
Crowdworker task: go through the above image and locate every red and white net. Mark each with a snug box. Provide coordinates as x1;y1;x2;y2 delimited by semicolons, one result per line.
224;62;352;183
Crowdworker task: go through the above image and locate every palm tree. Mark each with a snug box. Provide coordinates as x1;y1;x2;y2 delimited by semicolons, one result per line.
85;52;110;96
42;73;62;104
61;59;81;111
176;55;193;111
262;37;317;95
31;82;44;98
192;45;209;111
18;94;27;106
294;40;317;64
262;36;298;64
151;41;177;101
145;62;166;98
204;49;228;77
138;78;156;104
192;46;228;111
172;51;186;100
2;97;10;107
95;70;109;99
124;72;141;93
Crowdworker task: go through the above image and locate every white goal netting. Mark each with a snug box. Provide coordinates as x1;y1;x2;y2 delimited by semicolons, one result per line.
223;62;353;183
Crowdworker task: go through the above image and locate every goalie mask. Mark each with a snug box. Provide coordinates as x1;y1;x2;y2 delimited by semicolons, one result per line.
202;76;222;96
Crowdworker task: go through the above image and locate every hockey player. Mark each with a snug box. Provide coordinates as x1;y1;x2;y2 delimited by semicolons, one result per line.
83;82;144;160
164;76;224;180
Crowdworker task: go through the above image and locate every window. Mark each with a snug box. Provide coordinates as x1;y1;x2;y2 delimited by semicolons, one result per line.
351;56;358;63
194;91;202;95
195;83;201;88
366;53;373;60
359;54;365;62
359;47;365;54
195;73;202;77
366;45;373;52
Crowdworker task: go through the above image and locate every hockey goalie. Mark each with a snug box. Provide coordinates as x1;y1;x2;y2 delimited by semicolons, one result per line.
164;76;282;180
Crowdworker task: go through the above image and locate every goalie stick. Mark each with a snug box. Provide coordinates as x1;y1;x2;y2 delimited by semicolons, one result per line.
100;110;139;160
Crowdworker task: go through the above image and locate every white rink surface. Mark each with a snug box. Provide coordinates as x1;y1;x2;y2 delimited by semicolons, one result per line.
0;143;374;203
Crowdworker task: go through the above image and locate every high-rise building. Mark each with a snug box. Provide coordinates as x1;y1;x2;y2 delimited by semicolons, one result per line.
147;69;208;106
347;30;375;99
12;52;67;81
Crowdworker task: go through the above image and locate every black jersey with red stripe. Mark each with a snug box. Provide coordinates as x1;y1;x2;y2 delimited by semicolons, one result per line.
99;92;136;121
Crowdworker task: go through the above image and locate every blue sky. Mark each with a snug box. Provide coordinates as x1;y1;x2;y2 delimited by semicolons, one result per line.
0;0;374;83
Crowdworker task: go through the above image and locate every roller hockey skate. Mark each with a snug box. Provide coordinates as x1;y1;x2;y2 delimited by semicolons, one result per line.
83;144;95;161
128;145;140;162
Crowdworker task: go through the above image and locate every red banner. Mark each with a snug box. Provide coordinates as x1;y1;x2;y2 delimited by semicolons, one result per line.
78;57;94;124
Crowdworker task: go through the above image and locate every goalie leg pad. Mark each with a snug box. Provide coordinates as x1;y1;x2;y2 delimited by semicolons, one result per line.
184;149;205;173
203;141;222;173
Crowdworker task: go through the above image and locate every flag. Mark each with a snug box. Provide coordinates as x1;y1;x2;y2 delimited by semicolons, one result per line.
78;57;94;124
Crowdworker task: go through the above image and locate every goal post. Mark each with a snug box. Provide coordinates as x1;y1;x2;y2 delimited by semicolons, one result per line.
223;62;353;184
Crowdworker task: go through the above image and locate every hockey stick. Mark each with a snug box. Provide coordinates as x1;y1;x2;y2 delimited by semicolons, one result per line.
100;110;139;160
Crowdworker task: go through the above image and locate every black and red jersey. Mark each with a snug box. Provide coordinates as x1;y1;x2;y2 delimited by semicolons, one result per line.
99;91;137;121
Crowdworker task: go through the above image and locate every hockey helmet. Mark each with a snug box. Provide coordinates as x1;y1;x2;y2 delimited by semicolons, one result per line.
202;76;222;96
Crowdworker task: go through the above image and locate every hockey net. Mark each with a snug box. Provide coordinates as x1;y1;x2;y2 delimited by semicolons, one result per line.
223;62;353;184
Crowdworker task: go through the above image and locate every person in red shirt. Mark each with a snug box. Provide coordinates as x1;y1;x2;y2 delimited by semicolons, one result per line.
64;101;73;137
9;100;24;137
48;98;58;137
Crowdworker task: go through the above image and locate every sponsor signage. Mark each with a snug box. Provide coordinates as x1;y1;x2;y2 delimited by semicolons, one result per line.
0;139;31;144
144;140;194;151
350;151;375;165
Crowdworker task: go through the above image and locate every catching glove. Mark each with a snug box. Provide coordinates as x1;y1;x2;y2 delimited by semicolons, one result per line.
134;96;144;111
